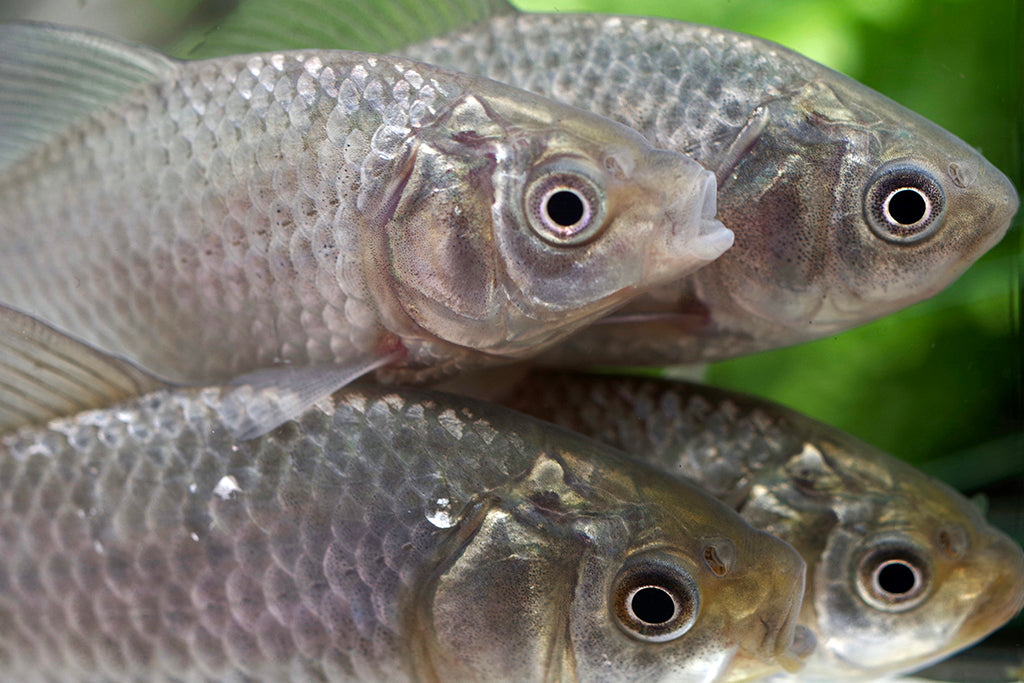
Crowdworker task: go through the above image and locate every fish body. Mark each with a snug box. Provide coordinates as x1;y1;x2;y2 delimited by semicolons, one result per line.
398;10;1019;363
0;381;809;682
500;372;1024;680
0;23;729;386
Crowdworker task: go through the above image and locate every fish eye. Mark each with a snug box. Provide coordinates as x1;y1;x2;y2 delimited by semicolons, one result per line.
524;161;607;246
855;541;932;612
612;551;700;643
864;162;945;244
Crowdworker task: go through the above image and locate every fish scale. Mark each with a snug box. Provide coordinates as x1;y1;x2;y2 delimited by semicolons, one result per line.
0;389;521;681
0;380;812;682
0;24;730;435
4;51;359;376
471;18;811;165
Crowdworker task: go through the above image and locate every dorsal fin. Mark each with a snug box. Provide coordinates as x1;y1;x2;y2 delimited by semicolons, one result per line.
170;0;517;59
0;305;165;433
0;22;177;171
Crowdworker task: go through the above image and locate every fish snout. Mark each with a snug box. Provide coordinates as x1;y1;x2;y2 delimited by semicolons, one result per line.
957;158;1019;255
954;529;1024;649
644;167;733;283
987;171;1020;245
768;592;815;673
740;532;811;672
975;531;1024;627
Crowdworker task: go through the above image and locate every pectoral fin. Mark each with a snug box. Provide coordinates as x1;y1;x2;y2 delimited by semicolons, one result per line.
0;305;164;432
714;104;770;185
226;350;405;440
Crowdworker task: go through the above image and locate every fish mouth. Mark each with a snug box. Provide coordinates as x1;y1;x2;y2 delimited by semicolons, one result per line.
689;170;734;260
974;173;1019;252
743;561;812;673
957;535;1024;646
776;625;816;673
699;169;719;220
646;170;733;281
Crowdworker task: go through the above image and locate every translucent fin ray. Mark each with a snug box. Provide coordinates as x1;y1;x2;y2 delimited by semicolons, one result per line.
225;350;404;440
0;22;177;171
0;305;164;432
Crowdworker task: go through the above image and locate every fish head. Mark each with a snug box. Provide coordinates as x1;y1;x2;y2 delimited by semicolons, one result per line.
383;88;731;357
703;71;1017;341
749;433;1024;680
416;446;809;682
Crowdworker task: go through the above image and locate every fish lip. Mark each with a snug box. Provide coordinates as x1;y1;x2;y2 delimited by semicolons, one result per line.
959;536;1024;643
699;169;719;220
958;161;1019;255
770;597;813;673
983;174;1019;246
778;625;817;672
747;546;811;672
648;170;733;278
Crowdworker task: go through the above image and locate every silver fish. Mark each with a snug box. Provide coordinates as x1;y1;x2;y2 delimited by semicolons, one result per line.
497;372;1024;681
0;348;812;681
0;23;731;436
396;3;1019;364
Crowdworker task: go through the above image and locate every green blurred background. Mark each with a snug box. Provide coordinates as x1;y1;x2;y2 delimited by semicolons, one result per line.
1;0;1020;671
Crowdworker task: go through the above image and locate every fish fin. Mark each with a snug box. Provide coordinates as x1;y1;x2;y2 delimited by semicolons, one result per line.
0;305;165;432
714;104;770;185
0;22;177;172
226;351;404;440
170;0;517;59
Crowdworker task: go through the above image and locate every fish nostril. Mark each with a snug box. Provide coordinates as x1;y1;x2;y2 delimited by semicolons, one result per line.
936;524;969;559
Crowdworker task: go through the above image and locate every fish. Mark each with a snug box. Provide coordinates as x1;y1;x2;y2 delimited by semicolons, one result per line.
0;313;812;682
175;0;1019;364
0;22;732;437
495;371;1024;681
397;5;1020;365
395;6;1020;365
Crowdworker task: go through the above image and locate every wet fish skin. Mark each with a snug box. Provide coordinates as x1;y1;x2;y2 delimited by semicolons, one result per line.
0;381;809;682
0;23;729;387
401;12;1019;364
500;372;1024;681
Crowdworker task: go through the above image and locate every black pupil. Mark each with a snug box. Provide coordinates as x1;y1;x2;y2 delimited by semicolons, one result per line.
545;190;585;227
877;561;917;595
631;586;676;625
887;188;927;225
